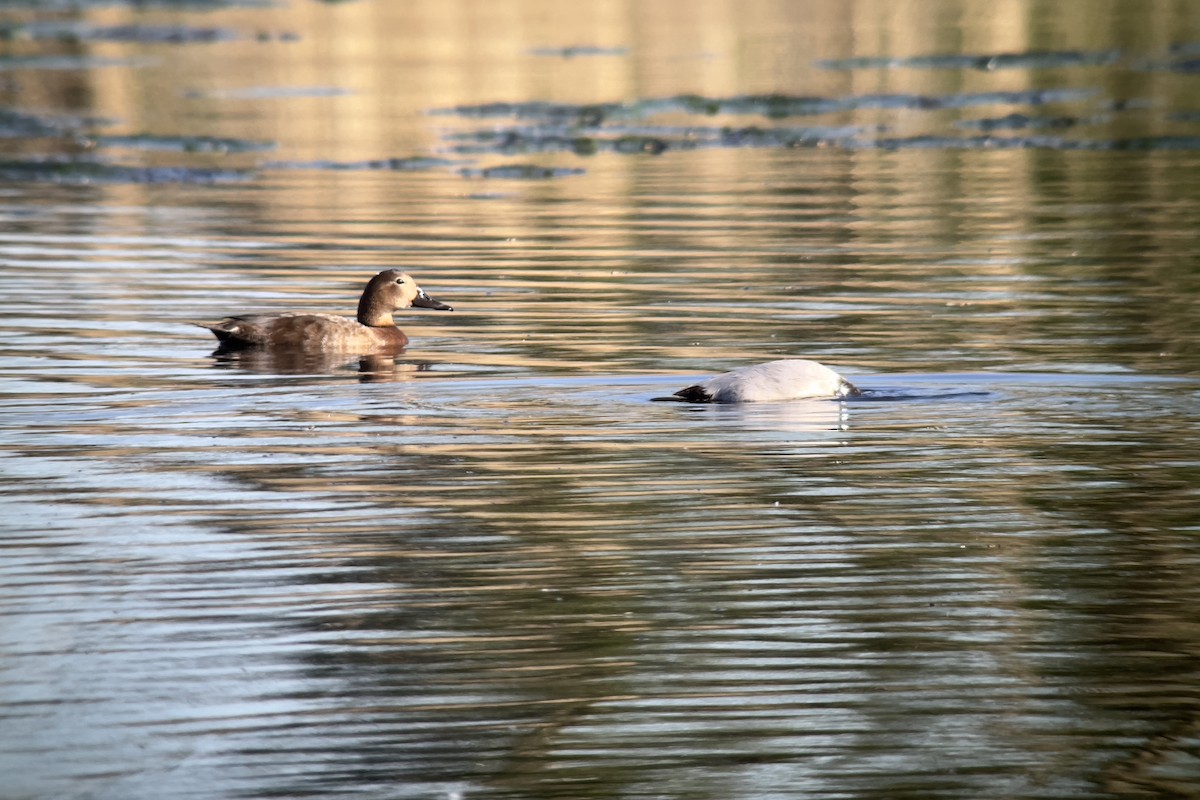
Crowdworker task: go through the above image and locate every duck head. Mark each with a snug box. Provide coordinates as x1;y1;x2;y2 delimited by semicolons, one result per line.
358;269;452;326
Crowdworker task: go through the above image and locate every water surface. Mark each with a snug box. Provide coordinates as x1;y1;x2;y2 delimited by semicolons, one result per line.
2;2;1200;799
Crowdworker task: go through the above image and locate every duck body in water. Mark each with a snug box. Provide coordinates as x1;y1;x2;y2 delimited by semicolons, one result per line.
662;359;860;403
198;269;451;353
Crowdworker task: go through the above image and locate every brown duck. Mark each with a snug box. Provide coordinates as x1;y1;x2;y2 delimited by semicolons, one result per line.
199;269;451;353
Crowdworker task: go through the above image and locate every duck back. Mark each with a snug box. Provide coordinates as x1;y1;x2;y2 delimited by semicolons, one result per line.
202;313;408;353
667;359;860;403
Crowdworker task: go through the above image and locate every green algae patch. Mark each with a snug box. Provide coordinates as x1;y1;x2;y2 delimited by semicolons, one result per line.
955;113;1088;132
0;0;273;8
436;89;1097;127
460;163;585;180
0;157;252;184
855;134;1200;151
0;54;145;71
0;21;241;43
84;133;275;153
818;49;1122;71
263;157;460;171
0;108;124;141
528;46;628;58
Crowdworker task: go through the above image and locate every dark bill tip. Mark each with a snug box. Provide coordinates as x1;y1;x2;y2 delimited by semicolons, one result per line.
412;291;453;311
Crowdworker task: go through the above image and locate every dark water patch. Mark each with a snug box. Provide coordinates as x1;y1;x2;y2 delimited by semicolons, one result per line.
432;101;616;127
445;129;667;156
84;25;235;44
84;133;275;153
850;388;995;402
0;156;251;184
1101;135;1200;149
617;124;870;149
0;21;239;43
459;163;585;179
712;124;872;147
443;123;1200;156
528;45;628;58
857;134;1200;151
955;113;1087;132
843;89;1095;111
1168;110;1200;122
861;134;1066;150
818;49;1121;71
1131;51;1200;73
445;124;870;156
0;0;271;7
614;122;872;144
446;129;605;155
437;89;1097;125
1099;98;1154;113
0;54;144;71
1170;42;1200;57
611;135;670;154
263;156;460;171
1166;58;1200;73
0;108;79;138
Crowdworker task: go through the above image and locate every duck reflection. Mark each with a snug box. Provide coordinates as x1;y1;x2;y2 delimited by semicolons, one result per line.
699;396;854;433
210;348;436;381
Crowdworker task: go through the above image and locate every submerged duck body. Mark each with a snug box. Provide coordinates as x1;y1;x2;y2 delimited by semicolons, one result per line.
668;359;860;403
199;269;451;353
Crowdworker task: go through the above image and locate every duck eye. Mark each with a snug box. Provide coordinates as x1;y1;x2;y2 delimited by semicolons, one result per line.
394;277;406;285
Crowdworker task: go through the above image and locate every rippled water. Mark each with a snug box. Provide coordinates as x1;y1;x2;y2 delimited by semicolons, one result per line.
3;2;1200;799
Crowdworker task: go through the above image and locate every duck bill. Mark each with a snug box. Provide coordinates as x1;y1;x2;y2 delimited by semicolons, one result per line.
411;290;452;311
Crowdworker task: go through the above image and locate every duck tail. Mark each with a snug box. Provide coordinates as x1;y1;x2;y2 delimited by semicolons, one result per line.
192;319;248;348
651;385;712;403
839;379;862;397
